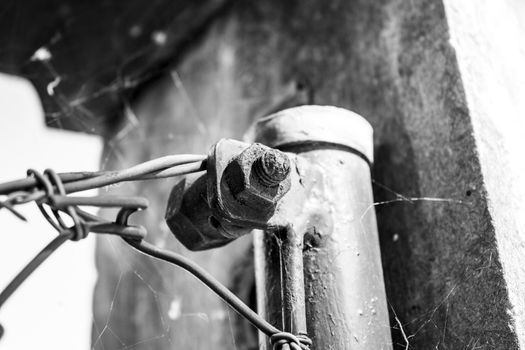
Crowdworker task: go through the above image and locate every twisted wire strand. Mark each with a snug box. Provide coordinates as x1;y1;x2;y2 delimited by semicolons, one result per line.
0;162;312;349
0;154;206;201
0;166;167;340
0;200;26;221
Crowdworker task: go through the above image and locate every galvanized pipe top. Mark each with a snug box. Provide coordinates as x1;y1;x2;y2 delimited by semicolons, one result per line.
250;105;374;164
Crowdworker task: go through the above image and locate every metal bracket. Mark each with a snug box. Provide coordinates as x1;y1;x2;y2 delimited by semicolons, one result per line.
165;139;293;250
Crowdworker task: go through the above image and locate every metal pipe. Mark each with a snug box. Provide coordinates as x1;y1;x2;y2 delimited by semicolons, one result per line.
279;226;308;335
254;225;308;350
254;229;283;349
251;106;392;350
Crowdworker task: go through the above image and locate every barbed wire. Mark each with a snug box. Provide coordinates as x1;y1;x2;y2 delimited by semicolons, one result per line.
0;155;311;349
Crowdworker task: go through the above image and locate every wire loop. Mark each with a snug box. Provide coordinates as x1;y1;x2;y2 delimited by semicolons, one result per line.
270;332;312;350
46;169;85;240
26;169;83;240
27;169;68;235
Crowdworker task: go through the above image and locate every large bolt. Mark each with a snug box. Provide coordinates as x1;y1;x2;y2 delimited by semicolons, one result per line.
218;143;292;226
253;149;291;187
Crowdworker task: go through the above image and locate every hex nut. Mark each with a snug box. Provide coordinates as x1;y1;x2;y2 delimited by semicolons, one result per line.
165;173;236;250
222;143;291;220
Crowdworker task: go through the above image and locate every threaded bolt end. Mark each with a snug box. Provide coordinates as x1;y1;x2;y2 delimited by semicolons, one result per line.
253;149;291;187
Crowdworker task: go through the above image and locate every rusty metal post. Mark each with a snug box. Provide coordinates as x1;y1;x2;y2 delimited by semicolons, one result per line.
251;106;392;349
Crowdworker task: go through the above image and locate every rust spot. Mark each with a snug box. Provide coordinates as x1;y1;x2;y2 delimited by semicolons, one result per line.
304;226;326;250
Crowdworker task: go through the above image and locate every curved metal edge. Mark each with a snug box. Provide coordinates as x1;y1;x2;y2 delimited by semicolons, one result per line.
248;105;374;164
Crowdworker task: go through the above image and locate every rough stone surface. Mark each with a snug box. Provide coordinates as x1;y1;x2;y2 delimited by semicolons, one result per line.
92;0;524;349
444;1;525;346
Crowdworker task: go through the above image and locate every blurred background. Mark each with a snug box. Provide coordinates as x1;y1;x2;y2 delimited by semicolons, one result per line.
0;74;101;349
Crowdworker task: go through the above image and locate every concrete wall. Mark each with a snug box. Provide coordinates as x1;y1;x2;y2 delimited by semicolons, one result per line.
443;1;525;346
